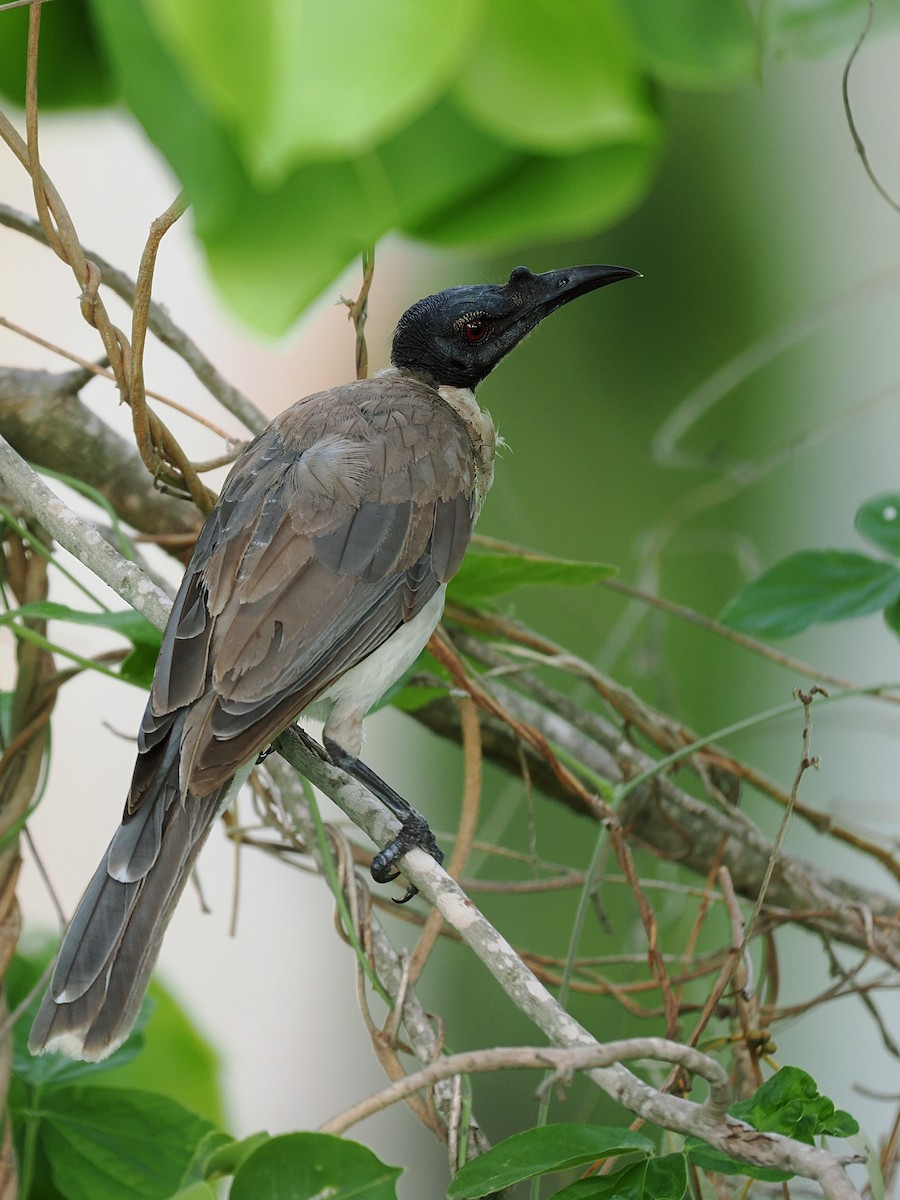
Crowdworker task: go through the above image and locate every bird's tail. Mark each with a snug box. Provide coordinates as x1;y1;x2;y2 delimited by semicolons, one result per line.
29;768;227;1062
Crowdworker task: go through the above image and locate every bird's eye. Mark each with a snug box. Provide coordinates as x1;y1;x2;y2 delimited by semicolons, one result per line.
464;319;489;342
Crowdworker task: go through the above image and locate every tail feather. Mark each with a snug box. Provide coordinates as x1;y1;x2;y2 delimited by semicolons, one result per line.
29;781;225;1062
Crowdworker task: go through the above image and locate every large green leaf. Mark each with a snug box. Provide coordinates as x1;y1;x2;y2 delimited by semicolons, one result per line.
730;1066;858;1142
229;1132;401;1199
148;0;480;184
447;1125;654;1197
88;0;244;239
4;601;161;649
85;0;658;333
99;980;223;1126
719;550;900;637
38;1087;216;1200
415;139;660;248
453;0;655;152
203;98;516;332
620;0;759;88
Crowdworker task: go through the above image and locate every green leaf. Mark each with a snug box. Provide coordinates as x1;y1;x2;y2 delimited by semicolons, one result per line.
230;1132;401;1199
449;547;617;607
0;0;116;110
87;0;244;239
119;643;163;689
88;0;513;334
0;601;162;687
165;1185;218;1200
760;0;900;57
10;943;222;1124
685;1067;859;1182
415;138;659;249
5;601;161;648
203;1132;271;1179
683;1139;791;1183
855;493;900;558
620;0;759;88
149;0;480;184
453;0;656;152
719;550;900;636
551;1152;688;1199
178;1130;238;1187
37;1087;216;1200
447;1125;654;1197
732;1066;858;1142
203;97;515;333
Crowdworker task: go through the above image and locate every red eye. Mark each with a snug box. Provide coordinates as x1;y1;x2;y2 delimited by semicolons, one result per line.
464;319;488;342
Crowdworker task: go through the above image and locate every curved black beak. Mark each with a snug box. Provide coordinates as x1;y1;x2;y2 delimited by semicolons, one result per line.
506;263;641;321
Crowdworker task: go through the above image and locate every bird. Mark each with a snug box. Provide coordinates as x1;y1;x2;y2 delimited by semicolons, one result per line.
29;261;638;1062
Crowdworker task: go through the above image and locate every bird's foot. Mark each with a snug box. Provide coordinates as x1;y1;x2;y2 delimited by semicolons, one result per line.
371;816;444;903
323;735;444;903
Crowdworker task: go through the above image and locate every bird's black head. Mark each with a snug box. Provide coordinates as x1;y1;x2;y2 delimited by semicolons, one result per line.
391;263;639;390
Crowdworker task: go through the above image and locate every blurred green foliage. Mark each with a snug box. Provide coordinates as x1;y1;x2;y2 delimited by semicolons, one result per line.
1;0;890;333
0;0;764;333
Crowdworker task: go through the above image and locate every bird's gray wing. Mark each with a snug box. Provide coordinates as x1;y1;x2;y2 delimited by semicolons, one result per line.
131;374;477;813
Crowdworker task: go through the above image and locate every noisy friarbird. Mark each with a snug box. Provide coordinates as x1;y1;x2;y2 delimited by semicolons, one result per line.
30;262;638;1061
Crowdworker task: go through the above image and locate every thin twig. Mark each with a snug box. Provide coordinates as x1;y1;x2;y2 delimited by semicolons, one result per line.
0;316;237;442
0;203;265;434
842;0;900;216
127;192;213;512
340;248;375;380
744;688;825;946
24;4;62;259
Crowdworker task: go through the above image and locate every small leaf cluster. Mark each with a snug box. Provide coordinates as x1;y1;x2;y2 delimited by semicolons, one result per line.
721;492;900;639
448;1068;858;1199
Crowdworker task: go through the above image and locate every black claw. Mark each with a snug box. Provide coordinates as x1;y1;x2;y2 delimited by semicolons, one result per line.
321;734;444;898
370;813;444;901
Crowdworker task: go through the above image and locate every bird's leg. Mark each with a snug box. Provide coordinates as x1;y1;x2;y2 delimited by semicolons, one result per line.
322;736;443;903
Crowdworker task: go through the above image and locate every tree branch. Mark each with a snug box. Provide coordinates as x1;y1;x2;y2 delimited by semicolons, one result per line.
0;366;201;538
0;434;172;625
